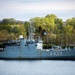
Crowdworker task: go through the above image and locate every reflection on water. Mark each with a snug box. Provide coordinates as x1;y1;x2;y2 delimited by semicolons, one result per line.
0;60;75;75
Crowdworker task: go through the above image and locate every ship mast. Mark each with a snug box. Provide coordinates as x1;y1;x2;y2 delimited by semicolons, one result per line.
29;21;34;40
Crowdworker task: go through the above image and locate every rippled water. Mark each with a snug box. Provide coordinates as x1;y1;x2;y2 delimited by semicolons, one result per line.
0;60;75;75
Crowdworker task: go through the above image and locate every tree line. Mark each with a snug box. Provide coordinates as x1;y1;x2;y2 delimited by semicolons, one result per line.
0;14;75;47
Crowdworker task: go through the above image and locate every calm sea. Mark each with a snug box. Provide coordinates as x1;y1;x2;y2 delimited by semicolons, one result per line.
0;60;75;75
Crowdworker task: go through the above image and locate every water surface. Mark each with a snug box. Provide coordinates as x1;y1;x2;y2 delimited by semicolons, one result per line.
0;60;75;75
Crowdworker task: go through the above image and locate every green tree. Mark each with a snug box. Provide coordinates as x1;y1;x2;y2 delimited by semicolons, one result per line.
2;18;16;25
66;18;75;28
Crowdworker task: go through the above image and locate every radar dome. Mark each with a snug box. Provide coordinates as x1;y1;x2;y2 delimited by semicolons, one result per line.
19;35;23;39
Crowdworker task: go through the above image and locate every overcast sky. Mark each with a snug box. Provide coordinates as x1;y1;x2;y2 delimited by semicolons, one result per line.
0;0;75;21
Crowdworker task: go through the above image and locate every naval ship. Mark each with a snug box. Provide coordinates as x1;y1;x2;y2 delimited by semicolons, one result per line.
0;22;75;60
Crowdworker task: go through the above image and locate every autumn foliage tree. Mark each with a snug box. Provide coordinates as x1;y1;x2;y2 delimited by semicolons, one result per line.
0;15;75;47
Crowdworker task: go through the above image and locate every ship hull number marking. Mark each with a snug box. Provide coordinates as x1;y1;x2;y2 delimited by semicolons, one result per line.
50;52;62;56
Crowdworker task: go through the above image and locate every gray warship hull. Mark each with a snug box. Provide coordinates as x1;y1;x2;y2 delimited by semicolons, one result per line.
0;44;75;60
